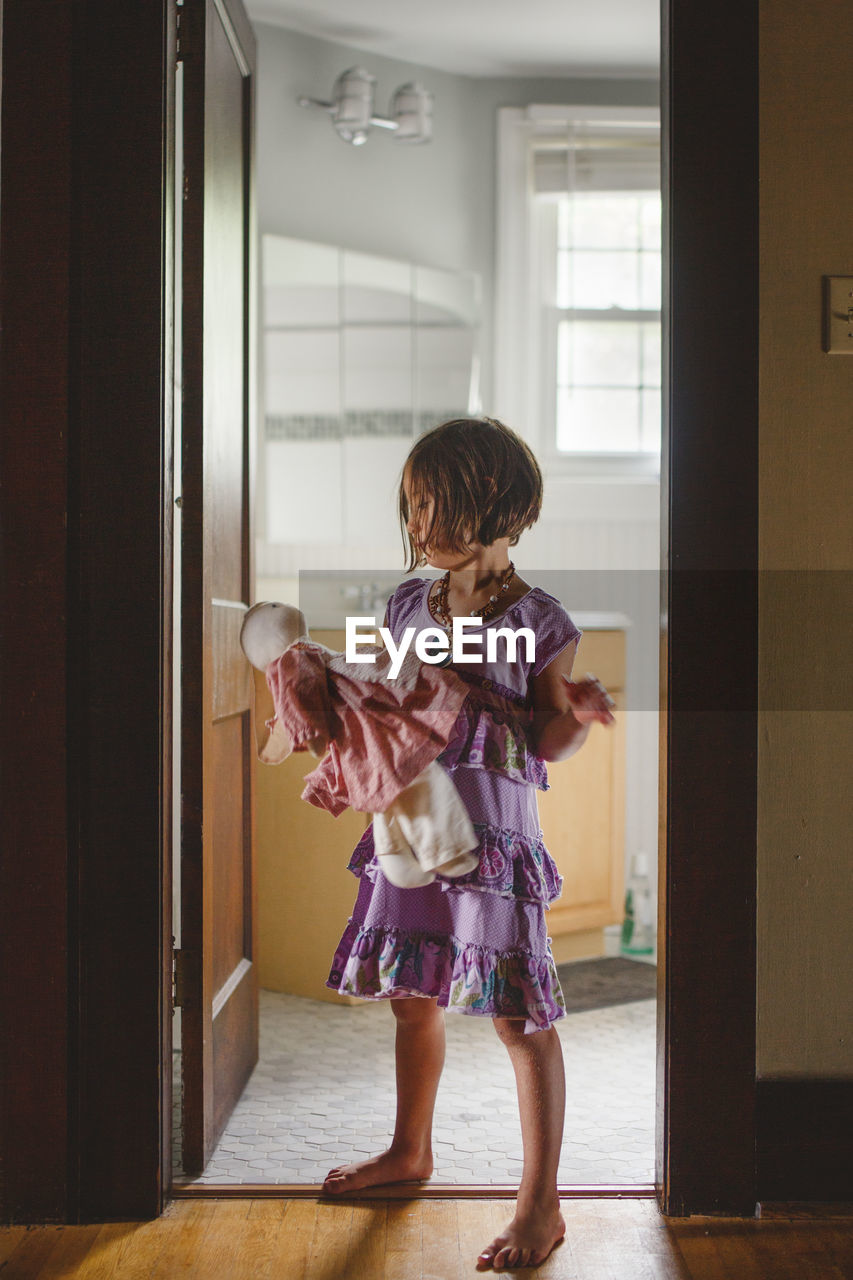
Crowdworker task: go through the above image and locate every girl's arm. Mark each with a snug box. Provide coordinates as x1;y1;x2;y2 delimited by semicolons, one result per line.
530;641;616;763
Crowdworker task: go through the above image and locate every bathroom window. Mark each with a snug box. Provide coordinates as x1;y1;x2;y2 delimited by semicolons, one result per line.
551;190;662;454
495;105;661;474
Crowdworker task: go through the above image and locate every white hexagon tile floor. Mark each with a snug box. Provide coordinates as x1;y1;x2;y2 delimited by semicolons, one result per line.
173;978;656;1187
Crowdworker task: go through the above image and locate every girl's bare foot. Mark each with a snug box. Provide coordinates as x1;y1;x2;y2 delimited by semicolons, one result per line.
476;1201;566;1271
322;1145;433;1195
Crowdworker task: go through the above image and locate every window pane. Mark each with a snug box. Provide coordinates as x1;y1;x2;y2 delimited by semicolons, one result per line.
572;194;641;250
640;195;662;250
556;249;571;309
640;251;661;309
559;319;641;388
570;251;640;309
641;323;661;387
551;183;661;457
557;386;641;452
557;198;571;249
557;320;571;384
640;388;661;453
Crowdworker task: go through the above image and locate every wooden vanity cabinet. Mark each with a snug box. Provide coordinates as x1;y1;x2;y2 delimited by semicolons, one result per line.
255;629;367;1004
536;628;627;961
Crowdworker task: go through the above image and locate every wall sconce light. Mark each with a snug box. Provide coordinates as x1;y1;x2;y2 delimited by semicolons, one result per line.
298;67;433;147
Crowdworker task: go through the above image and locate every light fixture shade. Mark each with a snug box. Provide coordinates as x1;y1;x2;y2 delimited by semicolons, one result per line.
332;66;376;145
390;82;433;144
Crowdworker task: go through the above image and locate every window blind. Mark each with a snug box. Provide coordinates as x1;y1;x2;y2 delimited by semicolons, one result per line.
533;130;660;195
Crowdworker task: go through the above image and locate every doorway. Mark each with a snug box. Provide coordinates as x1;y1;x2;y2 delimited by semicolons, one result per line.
166;0;758;1222
172;4;663;1199
0;0;760;1229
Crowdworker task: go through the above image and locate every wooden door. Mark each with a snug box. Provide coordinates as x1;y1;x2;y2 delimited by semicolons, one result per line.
179;0;257;1173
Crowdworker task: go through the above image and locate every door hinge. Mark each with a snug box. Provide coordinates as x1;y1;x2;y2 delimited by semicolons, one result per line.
176;2;185;63
173;947;193;1008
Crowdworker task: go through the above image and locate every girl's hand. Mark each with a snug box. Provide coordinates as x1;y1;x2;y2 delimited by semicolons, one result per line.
561;673;616;726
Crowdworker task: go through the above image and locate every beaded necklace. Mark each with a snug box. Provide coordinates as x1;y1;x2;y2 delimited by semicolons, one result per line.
430;561;516;641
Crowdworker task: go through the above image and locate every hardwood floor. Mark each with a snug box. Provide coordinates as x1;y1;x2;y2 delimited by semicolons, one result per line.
1;1197;852;1278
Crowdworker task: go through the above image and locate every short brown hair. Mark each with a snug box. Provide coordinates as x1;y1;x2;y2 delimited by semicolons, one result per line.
399;417;543;570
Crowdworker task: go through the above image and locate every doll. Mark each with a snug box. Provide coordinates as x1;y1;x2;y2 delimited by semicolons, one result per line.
239;601;479;888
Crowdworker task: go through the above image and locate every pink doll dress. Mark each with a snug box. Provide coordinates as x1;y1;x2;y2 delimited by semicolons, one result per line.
264;640;469;815
326;578;583;1034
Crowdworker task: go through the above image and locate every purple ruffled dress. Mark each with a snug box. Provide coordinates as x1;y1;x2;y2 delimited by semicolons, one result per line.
326;578;583;1034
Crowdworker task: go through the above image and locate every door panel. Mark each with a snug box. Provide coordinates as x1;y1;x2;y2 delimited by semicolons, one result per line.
180;0;256;1174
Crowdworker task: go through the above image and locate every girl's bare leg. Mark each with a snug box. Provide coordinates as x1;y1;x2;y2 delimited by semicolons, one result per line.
323;996;445;1194
477;1020;567;1270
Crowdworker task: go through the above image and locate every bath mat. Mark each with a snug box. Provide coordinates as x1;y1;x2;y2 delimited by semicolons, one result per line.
556;956;657;1013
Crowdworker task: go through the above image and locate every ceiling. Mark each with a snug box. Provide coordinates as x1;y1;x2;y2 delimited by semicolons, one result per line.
244;0;660;80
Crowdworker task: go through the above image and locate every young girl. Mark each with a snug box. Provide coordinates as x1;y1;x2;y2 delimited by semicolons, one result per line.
323;417;615;1271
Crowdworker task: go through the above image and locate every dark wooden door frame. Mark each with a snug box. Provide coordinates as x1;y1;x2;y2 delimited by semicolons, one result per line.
0;0;760;1223
67;0;179;1224
657;0;759;1216
0;0;177;1223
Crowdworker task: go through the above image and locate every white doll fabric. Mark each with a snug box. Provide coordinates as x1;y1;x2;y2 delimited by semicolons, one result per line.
372;759;479;888
240;599;479;890
241;602;309;762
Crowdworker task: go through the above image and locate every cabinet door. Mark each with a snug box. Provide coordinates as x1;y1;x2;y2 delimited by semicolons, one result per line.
536;631;626;937
255;629;368;1003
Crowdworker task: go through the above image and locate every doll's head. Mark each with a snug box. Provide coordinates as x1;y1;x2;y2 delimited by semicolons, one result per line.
399;416;543;570
240;601;308;670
